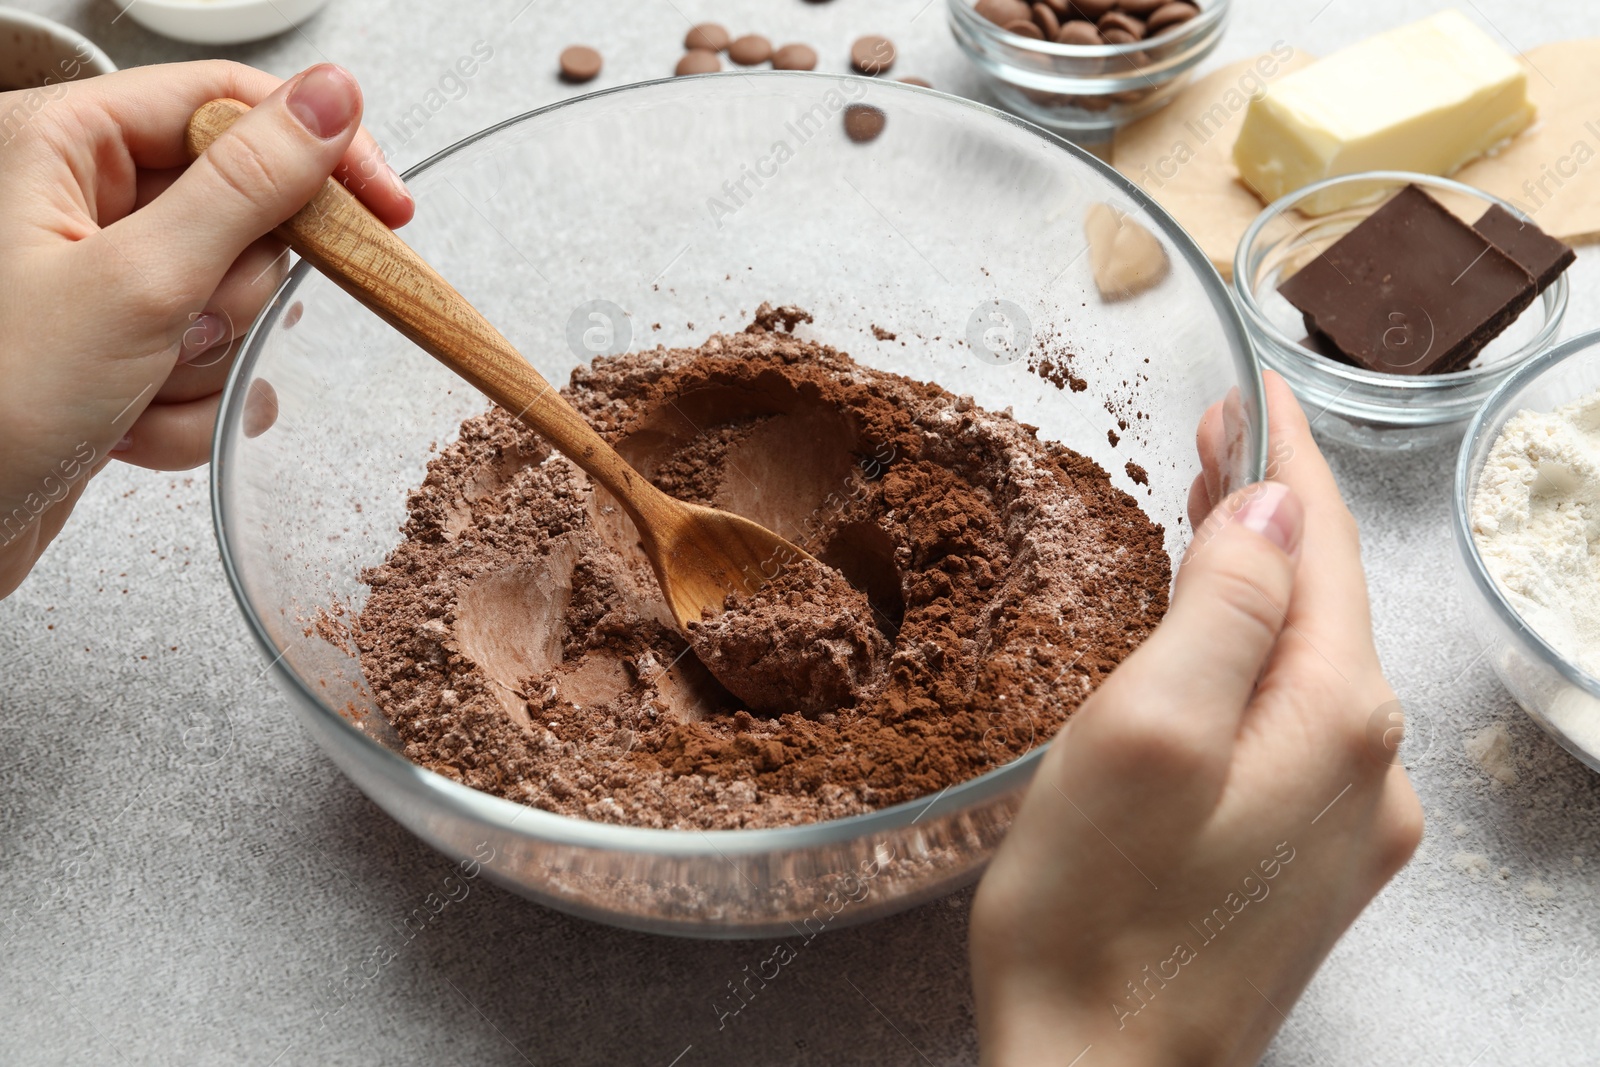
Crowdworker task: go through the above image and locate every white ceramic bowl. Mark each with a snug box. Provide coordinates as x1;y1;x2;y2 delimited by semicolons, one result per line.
0;7;115;89
121;0;330;46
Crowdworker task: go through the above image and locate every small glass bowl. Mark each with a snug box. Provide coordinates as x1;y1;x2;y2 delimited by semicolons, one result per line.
947;0;1231;144
1235;171;1568;451
1455;330;1600;775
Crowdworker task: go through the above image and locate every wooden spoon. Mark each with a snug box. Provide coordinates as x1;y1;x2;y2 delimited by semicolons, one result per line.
186;98;814;632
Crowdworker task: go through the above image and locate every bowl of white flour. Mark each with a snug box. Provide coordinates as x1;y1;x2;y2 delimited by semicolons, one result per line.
1457;329;1600;774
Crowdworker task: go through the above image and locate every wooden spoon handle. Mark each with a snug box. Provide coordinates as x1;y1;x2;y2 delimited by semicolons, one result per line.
184;98;662;515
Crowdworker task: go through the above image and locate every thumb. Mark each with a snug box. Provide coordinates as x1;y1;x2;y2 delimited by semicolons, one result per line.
1119;482;1304;736
110;64;362;303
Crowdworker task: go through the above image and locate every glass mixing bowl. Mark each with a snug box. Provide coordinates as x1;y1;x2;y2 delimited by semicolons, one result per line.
213;73;1267;938
1455;331;1600;775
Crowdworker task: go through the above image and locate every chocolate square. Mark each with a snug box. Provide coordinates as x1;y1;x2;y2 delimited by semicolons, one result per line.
1473;204;1576;293
1278;185;1536;376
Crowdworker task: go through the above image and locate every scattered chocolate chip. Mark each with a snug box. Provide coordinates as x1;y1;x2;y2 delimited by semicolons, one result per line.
843;104;887;143
851;35;896;75
676;50;722;76
1145;1;1199;33
559;45;602;84
684;23;730;52
772;43;819;71
728;34;773;66
1056;19;1104;44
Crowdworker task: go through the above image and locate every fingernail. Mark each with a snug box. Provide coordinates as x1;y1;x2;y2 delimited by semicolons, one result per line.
179;312;229;362
287;64;361;139
112;433;133;453
1231;482;1302;558
385;161;412;203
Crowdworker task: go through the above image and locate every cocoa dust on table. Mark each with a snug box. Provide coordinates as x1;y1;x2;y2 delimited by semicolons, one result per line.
350;305;1170;830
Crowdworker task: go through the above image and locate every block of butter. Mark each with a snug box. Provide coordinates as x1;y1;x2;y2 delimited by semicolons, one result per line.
1233;11;1535;215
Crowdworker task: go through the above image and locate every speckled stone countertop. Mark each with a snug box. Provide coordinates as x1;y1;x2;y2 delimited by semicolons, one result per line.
3;1;1598;1064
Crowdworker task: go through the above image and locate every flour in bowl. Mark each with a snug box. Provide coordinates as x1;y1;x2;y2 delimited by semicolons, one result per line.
1471;388;1600;677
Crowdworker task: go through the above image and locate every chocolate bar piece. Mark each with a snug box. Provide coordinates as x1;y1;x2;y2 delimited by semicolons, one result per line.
1279;185;1536;376
1473;204;1576;293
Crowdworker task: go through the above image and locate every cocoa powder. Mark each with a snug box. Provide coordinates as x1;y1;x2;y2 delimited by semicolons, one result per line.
686;556;890;718
351;308;1170;829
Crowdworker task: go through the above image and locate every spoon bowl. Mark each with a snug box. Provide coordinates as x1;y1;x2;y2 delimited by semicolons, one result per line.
642;497;808;630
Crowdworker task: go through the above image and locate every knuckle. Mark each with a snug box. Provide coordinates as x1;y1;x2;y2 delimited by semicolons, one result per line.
1333;504;1362;548
1204;562;1289;647
204;132;291;208
206;58;254;85
1092;697;1211;778
1376;783;1425;875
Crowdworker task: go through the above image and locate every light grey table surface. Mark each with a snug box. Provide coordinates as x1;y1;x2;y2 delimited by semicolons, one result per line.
4;1;1599;1064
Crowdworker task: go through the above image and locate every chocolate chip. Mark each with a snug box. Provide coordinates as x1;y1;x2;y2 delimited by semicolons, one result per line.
772;43;819;71
728;34;773;66
851;35;897;75
1032;2;1062;38
1097;11;1146;38
1145;1;1199;33
684;23;729;52
898;76;933;88
559;45;602;83
976;0;1032;23
675;50;721;76
1067;0;1115;19
843;104;887;143
1056;19;1104;44
979;0;1194;40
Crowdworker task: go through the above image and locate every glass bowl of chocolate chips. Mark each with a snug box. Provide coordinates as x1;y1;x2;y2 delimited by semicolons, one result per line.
949;0;1230;143
212;73;1266;936
1235;171;1571;450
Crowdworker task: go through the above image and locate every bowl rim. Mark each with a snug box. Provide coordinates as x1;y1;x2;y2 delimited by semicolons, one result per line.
1453;328;1600;703
211;70;1269;856
0;6;117;75
947;0;1232;58
1233;170;1569;393
119;0;322;12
